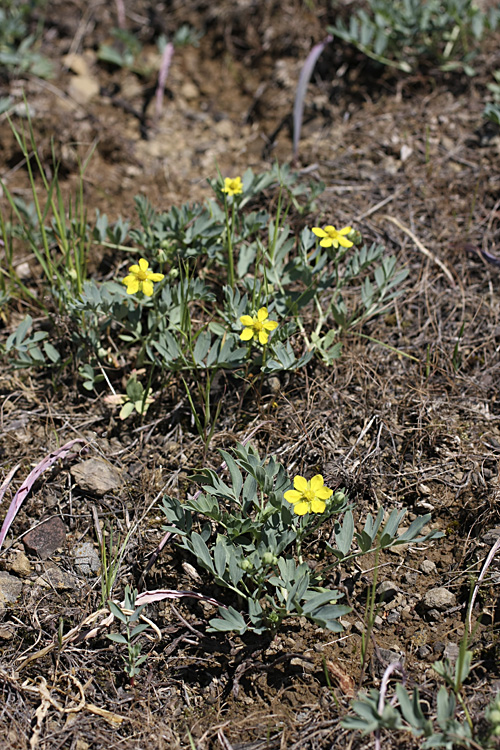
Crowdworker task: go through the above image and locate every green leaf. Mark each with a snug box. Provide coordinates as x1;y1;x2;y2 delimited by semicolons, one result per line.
335;510;354;556
106;633;127;644
191;532;215;573
208;606;247;633
108;601;128;624
214;541;227;577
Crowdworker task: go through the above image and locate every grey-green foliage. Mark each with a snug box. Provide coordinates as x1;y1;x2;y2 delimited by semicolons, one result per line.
5;314;60;367
160;443;442;635
329;0;500;75
484;70;500;125
107;586;152;681
0;1;54;79
342;667;474;748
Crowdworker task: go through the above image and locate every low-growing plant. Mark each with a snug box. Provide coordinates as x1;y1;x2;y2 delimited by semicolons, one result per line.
160;443;442;635
0;0;54;80
107;586;154;684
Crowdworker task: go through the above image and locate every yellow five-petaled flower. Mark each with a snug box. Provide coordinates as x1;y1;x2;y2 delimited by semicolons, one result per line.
239;307;278;345
122;258;164;297
222;176;243;196
284;475;333;516
312;225;353;249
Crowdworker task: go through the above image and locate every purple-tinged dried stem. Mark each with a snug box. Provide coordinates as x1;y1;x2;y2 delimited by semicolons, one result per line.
468;536;500;631
135;588;224;609
155;42;174;119
0;439;86;553
114;0;126;29
293;35;333;162
0;464;21;505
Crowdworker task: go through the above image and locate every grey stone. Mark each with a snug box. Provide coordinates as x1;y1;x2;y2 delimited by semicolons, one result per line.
387;610;401;624
419;560;437;575
70;458;122;496
35;564;77;590
417;645;432;659
482;527;500;546
7;550;32;577
0;572;23;604
73;542;101;576
377;580;400;603
444;642;460;662
422;587;456;612
23;517;66;560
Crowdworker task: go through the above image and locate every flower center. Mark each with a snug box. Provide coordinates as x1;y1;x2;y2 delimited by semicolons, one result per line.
254;321;264;331
327;228;339;240
137;269;148;280
303;489;315;502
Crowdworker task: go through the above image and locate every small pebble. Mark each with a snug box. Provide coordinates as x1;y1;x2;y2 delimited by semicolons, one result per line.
422;587;456;612
417;645;432;659
73;542;101;576
377;580;400;603
387;610;401;624
419;560;437;575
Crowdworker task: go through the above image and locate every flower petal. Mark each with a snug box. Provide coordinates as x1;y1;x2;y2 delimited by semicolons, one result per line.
338;236;353;248
125;278;139;294
339;226;352;235
257;307;268;322
312;227;327;238
284;490;302;503
240;315;255;327
138;258;149;271
142;280;154;296
310;475;325;491
315;487;333;500
293;475;308;493
258;330;269;345
293;501;311;516
128;264;140;275
263;320;278;331
310;499;326;514
320;238;333;248
240;328;254;341
148;272;165;282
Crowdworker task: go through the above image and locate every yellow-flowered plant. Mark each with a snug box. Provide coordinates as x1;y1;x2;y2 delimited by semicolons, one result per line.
222;176;243;196
239;307;278;345
312;224;353;249
122;258;164;296
284;474;333;515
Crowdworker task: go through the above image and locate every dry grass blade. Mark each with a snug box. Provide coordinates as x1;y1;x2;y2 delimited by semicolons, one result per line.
468;536;500;631
382;214;456;287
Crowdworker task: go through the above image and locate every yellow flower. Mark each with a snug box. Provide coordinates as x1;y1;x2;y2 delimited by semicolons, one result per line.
284;475;333;516
222;176;243;196
312;225;353;249
239;307;278;345
122;258;164;296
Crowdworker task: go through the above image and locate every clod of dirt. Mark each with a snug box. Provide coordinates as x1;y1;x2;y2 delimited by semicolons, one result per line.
0;572;23;604
421;587;457;612
35;564;78;591
73;542;101;576
6;550;32;577
70;458;123;496
22;517;67;560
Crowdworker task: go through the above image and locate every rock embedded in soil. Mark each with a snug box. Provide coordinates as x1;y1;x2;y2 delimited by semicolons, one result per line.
23;517;66;560
419;560;437;575
70;458;122;496
421;587;456;612
7;550;32;577
377;580;400;602
35;564;78;590
0;572;23;604
73;542;101;576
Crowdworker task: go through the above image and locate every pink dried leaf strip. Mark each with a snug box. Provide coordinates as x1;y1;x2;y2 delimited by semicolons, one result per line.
0;439;85;552
468;536;500;631
293;35;333;160
155;42;174;118
135;588;224;609
0;464;21;505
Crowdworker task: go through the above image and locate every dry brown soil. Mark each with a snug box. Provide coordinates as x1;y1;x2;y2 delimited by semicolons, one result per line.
1;1;500;748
